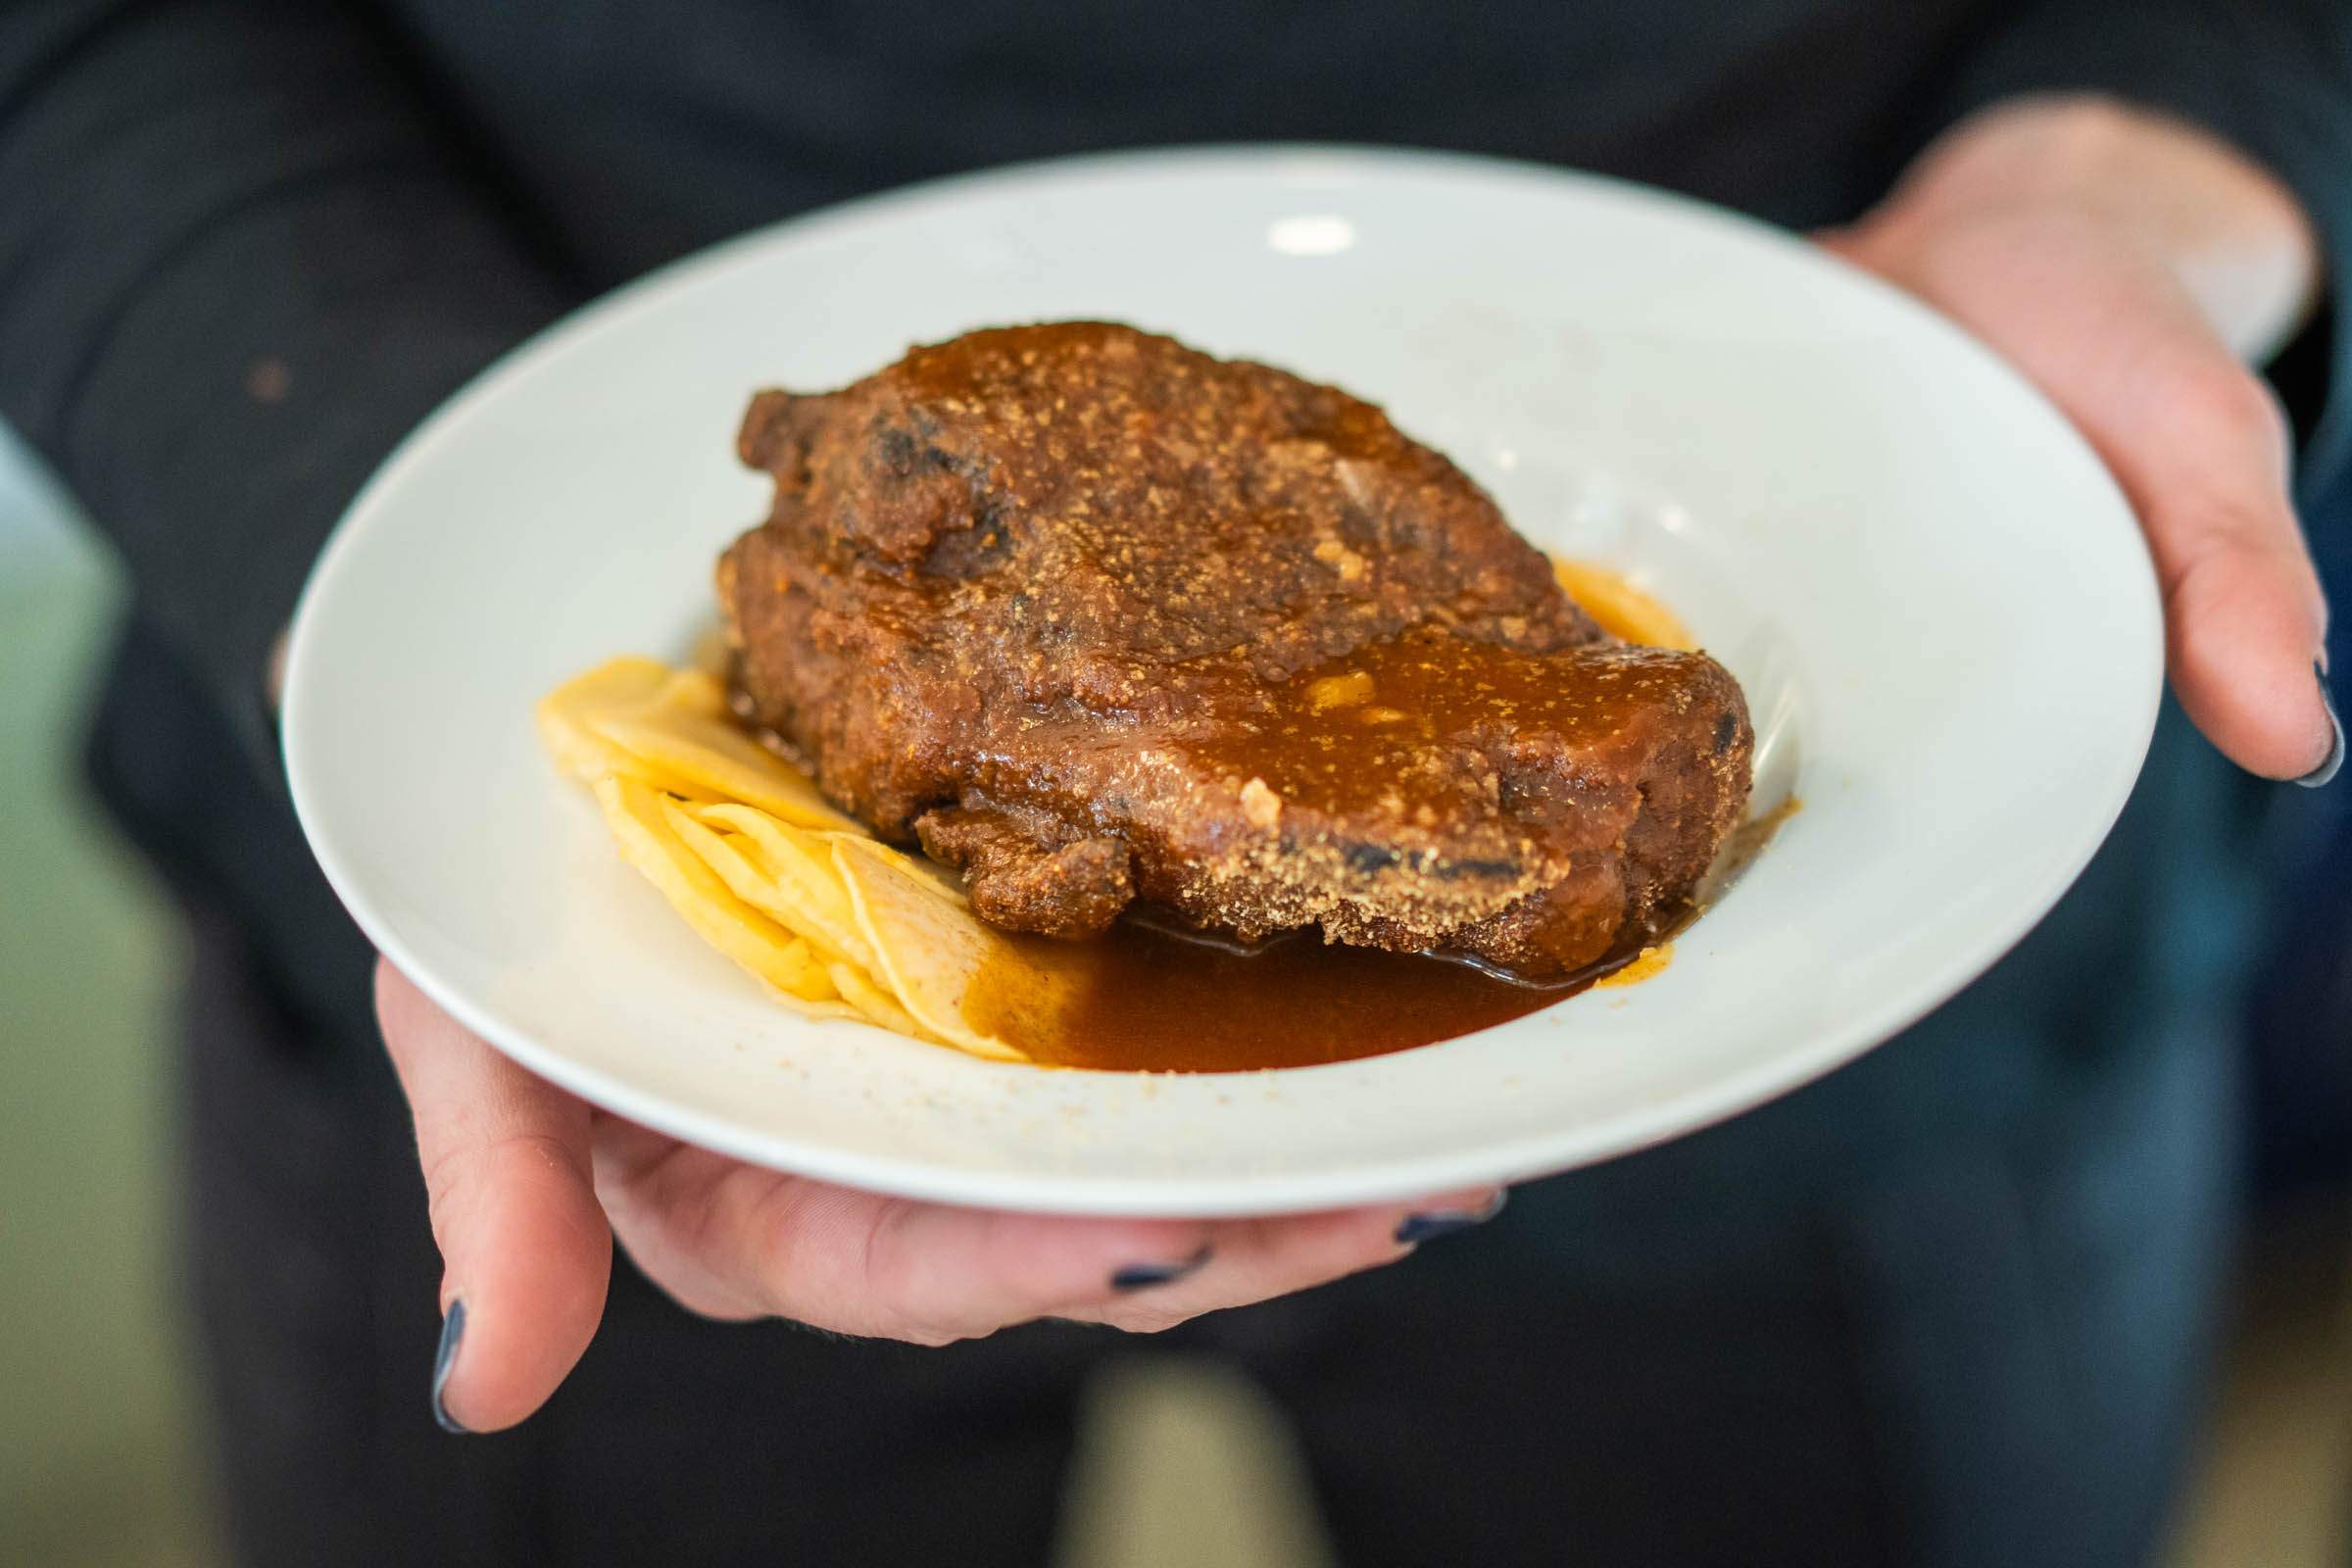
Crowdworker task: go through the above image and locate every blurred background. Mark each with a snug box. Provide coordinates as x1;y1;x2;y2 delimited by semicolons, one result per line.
3;421;2350;1566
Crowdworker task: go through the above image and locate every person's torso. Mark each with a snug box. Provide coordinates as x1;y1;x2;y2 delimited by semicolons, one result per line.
379;0;1993;285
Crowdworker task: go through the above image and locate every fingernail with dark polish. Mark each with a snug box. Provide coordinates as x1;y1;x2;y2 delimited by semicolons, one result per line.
1110;1245;1212;1293
2298;664;2342;789
1396;1190;1509;1247
431;1299;470;1434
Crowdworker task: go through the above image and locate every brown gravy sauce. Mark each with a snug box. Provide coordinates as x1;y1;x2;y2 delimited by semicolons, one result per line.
956;632;1774;1072
960;793;1802;1073
1185;629;1709;826
963;913;1668;1074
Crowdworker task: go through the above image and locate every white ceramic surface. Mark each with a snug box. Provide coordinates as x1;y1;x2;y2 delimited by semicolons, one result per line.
283;147;2160;1216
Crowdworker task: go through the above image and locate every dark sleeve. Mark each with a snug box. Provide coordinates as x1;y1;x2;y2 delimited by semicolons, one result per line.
1940;0;2352;502
0;0;570;755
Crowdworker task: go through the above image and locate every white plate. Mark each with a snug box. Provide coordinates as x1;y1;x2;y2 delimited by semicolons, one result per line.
283;147;2159;1216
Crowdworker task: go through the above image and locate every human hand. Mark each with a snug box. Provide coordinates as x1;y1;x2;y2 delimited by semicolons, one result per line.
376;959;1502;1432
1821;95;2340;785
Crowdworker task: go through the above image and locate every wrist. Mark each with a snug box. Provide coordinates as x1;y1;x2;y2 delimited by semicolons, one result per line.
1848;94;2320;364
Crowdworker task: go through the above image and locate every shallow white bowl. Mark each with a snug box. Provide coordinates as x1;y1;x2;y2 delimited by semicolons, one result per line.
283;147;2159;1216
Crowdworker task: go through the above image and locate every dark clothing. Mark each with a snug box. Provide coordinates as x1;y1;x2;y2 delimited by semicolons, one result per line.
3;2;2346;1564
2;0;2350;1037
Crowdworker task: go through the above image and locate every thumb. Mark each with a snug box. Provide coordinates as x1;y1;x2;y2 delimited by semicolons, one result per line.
376;959;612;1432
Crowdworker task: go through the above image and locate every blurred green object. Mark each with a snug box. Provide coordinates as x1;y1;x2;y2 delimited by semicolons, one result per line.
0;430;218;1564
